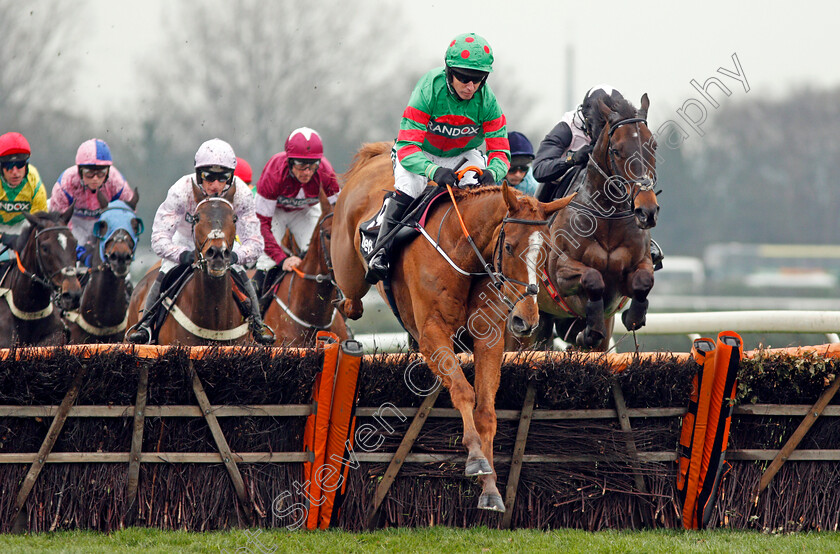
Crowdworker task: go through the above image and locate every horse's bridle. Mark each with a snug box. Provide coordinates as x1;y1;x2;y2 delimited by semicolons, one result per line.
431;182;545;313
17;226;80;299
490;215;543;310
91;230;136;276
573;117;658;218
186;197;236;272
273;212;341;330
288;212;335;284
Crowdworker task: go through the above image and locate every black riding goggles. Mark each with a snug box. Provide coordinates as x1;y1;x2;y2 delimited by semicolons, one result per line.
450;68;488;85
1;159;28;170
290;159;320;171
508;165;530;174
200;169;234;183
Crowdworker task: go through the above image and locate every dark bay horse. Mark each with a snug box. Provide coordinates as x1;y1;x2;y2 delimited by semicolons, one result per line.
536;94;659;350
263;190;349;346
0;207;82;346
332;142;574;512
126;183;251;346
64;191;142;343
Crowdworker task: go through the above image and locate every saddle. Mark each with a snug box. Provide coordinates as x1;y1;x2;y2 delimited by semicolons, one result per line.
357;185;450;332
358;185;448;262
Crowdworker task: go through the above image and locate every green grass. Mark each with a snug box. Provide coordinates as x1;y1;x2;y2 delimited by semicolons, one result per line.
2;527;840;553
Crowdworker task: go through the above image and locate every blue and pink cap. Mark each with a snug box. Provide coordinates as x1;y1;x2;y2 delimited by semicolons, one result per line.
75;139;113;167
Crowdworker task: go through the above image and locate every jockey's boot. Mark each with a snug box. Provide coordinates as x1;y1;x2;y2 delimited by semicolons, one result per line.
232;268;275;345
252;269;270;313
365;190;412;284
650;238;664;271
126;272;165;344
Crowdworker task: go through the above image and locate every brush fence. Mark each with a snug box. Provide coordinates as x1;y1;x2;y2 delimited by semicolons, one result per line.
2;343;840;532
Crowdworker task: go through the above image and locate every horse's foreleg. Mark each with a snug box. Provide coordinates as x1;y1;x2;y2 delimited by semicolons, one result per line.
577;268;606;347
419;322;489;477
621;265;654;331
471;333;505;512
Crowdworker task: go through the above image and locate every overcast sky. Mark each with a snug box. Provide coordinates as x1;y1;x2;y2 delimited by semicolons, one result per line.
79;0;836;137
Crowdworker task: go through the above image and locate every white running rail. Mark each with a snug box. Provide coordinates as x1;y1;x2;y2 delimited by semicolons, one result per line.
353;311;840;350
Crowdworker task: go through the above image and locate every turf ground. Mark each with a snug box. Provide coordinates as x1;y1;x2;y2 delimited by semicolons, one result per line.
2;527;840;553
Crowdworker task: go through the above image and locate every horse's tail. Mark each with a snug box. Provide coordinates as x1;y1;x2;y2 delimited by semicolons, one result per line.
343;141;393;183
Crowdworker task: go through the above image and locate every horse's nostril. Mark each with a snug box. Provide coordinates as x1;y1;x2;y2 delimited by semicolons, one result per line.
511;316;529;333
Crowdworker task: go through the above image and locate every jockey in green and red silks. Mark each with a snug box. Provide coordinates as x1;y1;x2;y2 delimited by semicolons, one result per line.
366;32;511;284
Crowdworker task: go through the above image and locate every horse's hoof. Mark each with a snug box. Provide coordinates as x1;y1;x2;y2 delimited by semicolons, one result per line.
576;328;604;348
341;299;363;320
465;456;493;476
622;308;646;331
478;492;506;512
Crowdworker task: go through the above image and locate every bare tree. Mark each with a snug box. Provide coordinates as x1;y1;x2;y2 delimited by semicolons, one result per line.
0;0;84;120
139;0;413;174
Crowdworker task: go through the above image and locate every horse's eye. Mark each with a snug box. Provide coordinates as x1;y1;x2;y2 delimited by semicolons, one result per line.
505;243;513;255
611;148;621;157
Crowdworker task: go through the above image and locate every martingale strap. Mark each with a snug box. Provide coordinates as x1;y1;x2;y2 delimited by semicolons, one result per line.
63;310;128;336
272;293;337;331
538;269;629;319
161;297;250;341
0;287;53;320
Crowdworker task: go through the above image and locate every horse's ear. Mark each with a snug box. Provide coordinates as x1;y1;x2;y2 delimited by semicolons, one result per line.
501;180;521;212
92;220;108;240
22;210;39;228
597;99;621;126
597;98;612;121
132;217;145;236
192;179;207;203
96;187;109;209
222;181;237;204
318;187;332;215
541;192;577;215
127;187;140;211
60;203;74;224
638;93;650;119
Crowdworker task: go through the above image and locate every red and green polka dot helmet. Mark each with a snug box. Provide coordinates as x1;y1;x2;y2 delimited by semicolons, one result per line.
445;33;494;73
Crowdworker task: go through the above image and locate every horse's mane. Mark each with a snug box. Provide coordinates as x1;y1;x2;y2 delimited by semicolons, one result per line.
451;185;505;199
343;141;392;182
611;97;638;120
588;95;638;139
32;211;67;224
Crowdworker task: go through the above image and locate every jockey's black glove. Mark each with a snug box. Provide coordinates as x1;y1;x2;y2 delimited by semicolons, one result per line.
179;250;196;265
478;170;497;185
567;145;593;166
432;166;458;187
230;251;239;265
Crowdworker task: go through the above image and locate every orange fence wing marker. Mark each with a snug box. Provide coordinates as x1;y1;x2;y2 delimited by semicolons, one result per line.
303;331;340;530
697;331;742;528
680;337;716;530
318;339;363;529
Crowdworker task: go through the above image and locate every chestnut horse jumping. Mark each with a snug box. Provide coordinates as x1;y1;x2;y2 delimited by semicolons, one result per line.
332;142;573;512
537;94;659;350
0;207;82;346
263;190;349;345
126;183;251;346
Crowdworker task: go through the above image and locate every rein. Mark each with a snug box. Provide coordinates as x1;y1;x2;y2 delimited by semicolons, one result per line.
11;226;80;309
289;213;336;284
273;212;340;329
440;177;543;311
575;117;657;220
